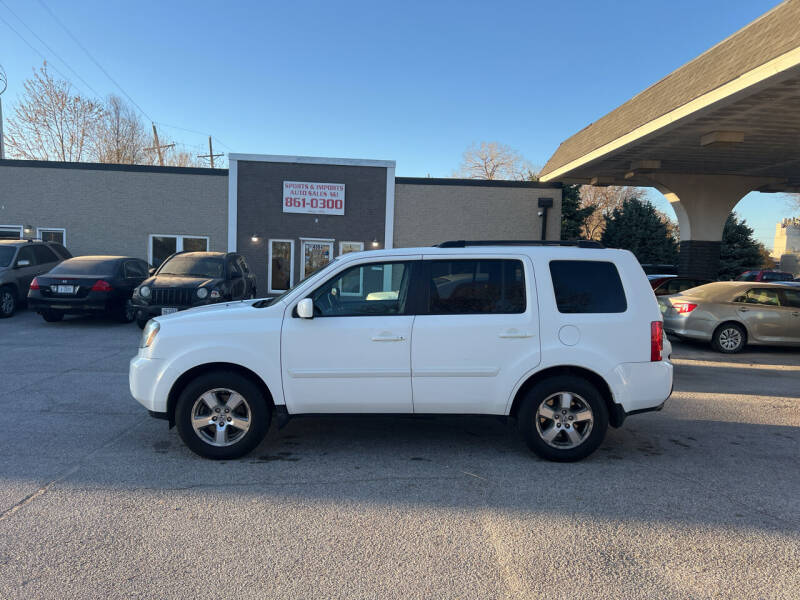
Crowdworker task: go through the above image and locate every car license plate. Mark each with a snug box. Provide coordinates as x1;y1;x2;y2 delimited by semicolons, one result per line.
162;307;178;315
55;285;74;294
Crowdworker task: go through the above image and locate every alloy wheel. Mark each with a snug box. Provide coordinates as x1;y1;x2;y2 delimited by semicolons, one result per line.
718;327;742;351
190;388;252;447
535;391;594;449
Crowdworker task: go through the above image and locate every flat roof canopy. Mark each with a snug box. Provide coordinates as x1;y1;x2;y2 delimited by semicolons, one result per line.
539;1;800;193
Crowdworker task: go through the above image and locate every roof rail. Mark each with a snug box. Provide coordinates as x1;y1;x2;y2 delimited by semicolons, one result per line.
435;240;604;249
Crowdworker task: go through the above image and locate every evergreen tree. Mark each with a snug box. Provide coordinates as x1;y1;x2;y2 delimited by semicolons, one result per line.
601;198;678;264
560;184;595;240
718;213;768;280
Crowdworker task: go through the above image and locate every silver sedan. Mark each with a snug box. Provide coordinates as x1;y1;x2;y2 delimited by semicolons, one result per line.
659;281;800;353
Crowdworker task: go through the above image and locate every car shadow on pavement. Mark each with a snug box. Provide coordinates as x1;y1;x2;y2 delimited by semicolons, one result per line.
15;409;793;538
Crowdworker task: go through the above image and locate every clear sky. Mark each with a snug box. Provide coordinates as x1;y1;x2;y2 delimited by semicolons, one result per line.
0;0;796;247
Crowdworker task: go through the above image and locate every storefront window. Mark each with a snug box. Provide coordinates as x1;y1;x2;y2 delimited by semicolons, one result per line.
269;239;294;293
339;241;364;255
0;226;22;240
301;239;333;278
37;228;66;245
149;234;209;267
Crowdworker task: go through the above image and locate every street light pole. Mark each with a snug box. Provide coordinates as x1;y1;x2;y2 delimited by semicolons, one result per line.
0;65;7;160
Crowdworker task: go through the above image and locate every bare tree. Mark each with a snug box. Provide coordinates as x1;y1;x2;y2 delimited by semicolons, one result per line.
4;64;102;161
579;185;641;240
94;94;150;164
455;141;535;180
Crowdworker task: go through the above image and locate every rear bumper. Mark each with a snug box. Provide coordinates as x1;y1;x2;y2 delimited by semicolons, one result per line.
605;359;673;415
28;292;120;313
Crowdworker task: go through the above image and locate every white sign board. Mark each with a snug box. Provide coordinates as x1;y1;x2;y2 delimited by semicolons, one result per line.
283;181;345;215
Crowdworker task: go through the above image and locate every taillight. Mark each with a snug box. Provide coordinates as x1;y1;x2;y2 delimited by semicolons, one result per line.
91;280;113;292
30;277;40;290
651;321;663;362
672;302;697;314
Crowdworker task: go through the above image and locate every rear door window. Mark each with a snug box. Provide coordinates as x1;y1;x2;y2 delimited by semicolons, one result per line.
549;260;627;313
425;259;526;315
781;289;800;308
124;260;148;279
33;245;59;264
742;288;781;306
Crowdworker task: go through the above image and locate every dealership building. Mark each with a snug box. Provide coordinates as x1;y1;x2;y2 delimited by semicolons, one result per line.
0;155;562;296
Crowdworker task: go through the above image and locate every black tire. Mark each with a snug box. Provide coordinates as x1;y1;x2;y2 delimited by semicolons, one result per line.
175;370;270;459
41;311;64;322
136;313;150;329
518;375;609;462
0;286;16;318
116;301;136;323
711;322;746;353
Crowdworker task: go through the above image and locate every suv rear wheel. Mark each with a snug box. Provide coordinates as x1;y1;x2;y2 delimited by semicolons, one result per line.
0;286;16;318
518;375;608;462
175;371;270;459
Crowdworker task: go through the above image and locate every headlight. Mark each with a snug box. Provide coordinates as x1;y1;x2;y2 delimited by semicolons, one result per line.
140;320;160;348
139;285;151;298
196;288;209;299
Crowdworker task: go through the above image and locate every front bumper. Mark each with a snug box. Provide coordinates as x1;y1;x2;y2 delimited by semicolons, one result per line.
129;355;166;412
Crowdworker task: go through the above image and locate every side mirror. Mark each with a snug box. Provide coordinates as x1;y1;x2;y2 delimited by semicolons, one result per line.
148;268;156;276
296;298;314;319
15;259;31;268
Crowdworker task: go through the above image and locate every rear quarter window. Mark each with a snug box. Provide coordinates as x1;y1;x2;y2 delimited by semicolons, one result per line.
549;260;627;313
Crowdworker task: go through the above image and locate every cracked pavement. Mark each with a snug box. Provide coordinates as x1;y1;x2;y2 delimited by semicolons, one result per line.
1;309;799;599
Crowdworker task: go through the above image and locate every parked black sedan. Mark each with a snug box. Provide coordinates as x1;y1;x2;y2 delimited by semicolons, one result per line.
27;256;150;322
131;251;257;328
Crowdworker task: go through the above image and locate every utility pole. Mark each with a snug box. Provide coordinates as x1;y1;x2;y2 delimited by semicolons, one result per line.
198;136;223;168
144;123;174;166
0;65;7;160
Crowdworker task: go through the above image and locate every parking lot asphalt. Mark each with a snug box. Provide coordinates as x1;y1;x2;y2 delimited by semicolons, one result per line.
1;309;798;599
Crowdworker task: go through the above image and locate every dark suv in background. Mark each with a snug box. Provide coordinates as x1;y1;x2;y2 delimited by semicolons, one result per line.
131;251;257;328
0;239;72;317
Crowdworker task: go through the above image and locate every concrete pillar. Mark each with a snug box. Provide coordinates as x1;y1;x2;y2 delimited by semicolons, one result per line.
646;174;779;279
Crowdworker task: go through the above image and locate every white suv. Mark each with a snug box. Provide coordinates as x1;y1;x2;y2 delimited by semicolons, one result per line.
130;241;673;462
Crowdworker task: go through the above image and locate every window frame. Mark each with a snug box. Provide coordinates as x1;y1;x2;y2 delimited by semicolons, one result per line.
148;234;210;267
307;259;417;318
268;238;295;294
0;225;23;240
37;227;66;246
419;258;528;316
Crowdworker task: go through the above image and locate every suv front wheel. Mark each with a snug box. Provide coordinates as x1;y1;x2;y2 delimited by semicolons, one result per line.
518;375;608;462
175;371;271;459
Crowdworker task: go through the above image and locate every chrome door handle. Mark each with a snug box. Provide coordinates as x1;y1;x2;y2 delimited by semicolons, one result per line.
371;334;405;342
499;330;534;339
792;312;800;317
738;308;749;313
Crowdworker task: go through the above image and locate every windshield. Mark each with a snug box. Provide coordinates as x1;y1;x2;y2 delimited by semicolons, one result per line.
159;255;224;278
0;247;15;268
50;259;117;276
254;257;341;308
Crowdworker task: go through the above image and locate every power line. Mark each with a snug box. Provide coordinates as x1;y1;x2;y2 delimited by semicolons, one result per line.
155;121;233;151
0;11;92;98
0;0;102;98
37;0;153;122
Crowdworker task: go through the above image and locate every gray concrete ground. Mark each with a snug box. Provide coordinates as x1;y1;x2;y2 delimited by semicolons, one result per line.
0;309;798;599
